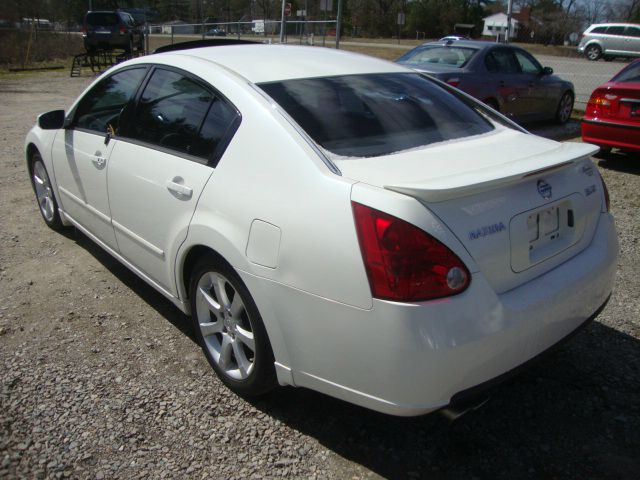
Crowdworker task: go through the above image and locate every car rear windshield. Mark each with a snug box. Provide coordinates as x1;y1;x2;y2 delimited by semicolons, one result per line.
86;13;119;26
613;62;640;83
258;73;494;158
396;46;476;68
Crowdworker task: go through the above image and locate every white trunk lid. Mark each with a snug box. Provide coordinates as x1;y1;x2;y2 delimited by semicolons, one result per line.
337;129;604;293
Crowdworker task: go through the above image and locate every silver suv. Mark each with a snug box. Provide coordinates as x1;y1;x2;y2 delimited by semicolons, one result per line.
578;23;640;61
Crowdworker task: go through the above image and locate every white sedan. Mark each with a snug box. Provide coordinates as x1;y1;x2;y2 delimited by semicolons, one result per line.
25;44;617;416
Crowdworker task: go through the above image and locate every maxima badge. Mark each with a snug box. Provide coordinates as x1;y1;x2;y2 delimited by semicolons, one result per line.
537;179;552;199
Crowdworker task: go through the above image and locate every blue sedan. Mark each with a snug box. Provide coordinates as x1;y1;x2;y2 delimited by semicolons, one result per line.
396;40;575;124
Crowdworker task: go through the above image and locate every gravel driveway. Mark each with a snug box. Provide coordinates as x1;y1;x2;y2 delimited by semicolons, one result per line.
1;71;639;479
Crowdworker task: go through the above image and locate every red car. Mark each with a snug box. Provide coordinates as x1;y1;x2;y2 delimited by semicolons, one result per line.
582;59;640;153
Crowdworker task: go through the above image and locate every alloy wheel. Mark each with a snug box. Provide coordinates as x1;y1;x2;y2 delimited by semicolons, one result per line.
195;271;255;380
33;160;56;223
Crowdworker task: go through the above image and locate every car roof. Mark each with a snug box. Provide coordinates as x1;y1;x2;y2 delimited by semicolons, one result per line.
153;44;408;83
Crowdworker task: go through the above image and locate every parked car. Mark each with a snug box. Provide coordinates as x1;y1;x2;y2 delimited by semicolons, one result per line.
206;27;227;37
578;23;640;61
25;44;617;416
396;40;575;124
439;35;469;41
582;59;640;153
82;10;144;53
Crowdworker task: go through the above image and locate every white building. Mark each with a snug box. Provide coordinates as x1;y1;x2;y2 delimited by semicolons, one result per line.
482;12;518;40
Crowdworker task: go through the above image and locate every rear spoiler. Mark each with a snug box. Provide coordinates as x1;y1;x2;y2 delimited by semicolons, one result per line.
154;39;260;54
385;142;599;203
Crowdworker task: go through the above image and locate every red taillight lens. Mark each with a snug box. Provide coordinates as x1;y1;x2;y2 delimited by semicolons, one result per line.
446;77;460;87
119;25;126;34
600;175;610;212
586;89;612;117
352;202;470;302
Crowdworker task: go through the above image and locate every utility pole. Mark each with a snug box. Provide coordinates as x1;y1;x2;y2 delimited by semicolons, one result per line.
505;0;513;43
279;0;286;43
336;0;343;49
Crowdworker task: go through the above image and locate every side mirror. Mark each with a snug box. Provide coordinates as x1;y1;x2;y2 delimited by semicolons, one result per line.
542;66;553;76
37;110;65;130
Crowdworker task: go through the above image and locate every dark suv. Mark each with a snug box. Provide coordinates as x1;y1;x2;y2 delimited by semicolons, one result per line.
82;10;144;53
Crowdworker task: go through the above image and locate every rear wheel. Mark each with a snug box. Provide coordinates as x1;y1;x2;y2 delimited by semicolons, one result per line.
189;255;276;396
30;153;64;231
555;91;574;124
585;44;602;61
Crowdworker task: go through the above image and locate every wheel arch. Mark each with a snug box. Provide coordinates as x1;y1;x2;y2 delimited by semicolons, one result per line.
177;242;294;385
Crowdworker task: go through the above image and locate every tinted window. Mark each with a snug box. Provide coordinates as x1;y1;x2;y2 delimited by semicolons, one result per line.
613;62;640;83
485;49;520;74
514;50;541;74
606;26;626;35
397;46;477;68
591;26;608;34
86;12;119;26
625;26;640;37
127;68;237;159
74;68;146;133
259;73;494;158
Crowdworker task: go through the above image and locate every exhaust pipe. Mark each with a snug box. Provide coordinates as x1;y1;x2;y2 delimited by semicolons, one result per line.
439;396;490;422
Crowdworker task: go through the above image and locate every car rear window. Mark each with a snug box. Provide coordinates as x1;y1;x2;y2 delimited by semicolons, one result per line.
86;13;119;26
396;46;476;68
613;62;640;83
258;73;494;158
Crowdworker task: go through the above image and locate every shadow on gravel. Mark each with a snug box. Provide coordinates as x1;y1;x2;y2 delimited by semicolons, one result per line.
250;321;640;479
69;228;195;342
596;150;640;175
65;224;640;479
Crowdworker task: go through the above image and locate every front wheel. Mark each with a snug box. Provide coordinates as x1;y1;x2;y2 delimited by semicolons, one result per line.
555;91;574;124
190;255;276;396
30;153;64;231
585;44;602;61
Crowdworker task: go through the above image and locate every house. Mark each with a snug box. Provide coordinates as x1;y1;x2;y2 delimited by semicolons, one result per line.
482;12;518;41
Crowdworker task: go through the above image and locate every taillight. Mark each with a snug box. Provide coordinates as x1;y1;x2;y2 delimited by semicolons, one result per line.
119;25;126;35
586;89;613;117
600;175;610;212
352;202;470;302
446;77;460;87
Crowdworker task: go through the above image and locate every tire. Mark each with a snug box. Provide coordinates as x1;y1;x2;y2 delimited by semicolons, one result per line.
555;91;574;124
585;44;602;61
29;153;64;231
189;255;276;396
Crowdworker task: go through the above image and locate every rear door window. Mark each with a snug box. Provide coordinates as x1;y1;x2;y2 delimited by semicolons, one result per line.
485;49;520;74
606;26;626;36
125;68;239;163
259;73;494;158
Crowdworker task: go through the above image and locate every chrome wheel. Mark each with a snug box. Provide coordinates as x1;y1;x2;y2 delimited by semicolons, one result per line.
195;271;255;380
586;45;601;61
33;160;56;223
556;92;574;124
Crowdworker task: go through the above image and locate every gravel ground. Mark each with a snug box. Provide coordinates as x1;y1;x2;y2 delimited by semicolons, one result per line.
1;71;639;480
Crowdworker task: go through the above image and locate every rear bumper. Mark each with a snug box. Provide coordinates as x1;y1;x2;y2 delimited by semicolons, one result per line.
254;212;618;416
582;119;640;152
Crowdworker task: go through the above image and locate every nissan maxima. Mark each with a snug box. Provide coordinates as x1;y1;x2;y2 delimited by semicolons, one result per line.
26;44;617;416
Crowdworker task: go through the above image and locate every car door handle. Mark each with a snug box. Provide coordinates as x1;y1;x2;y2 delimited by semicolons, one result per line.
166;178;193;199
92;156;106;168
